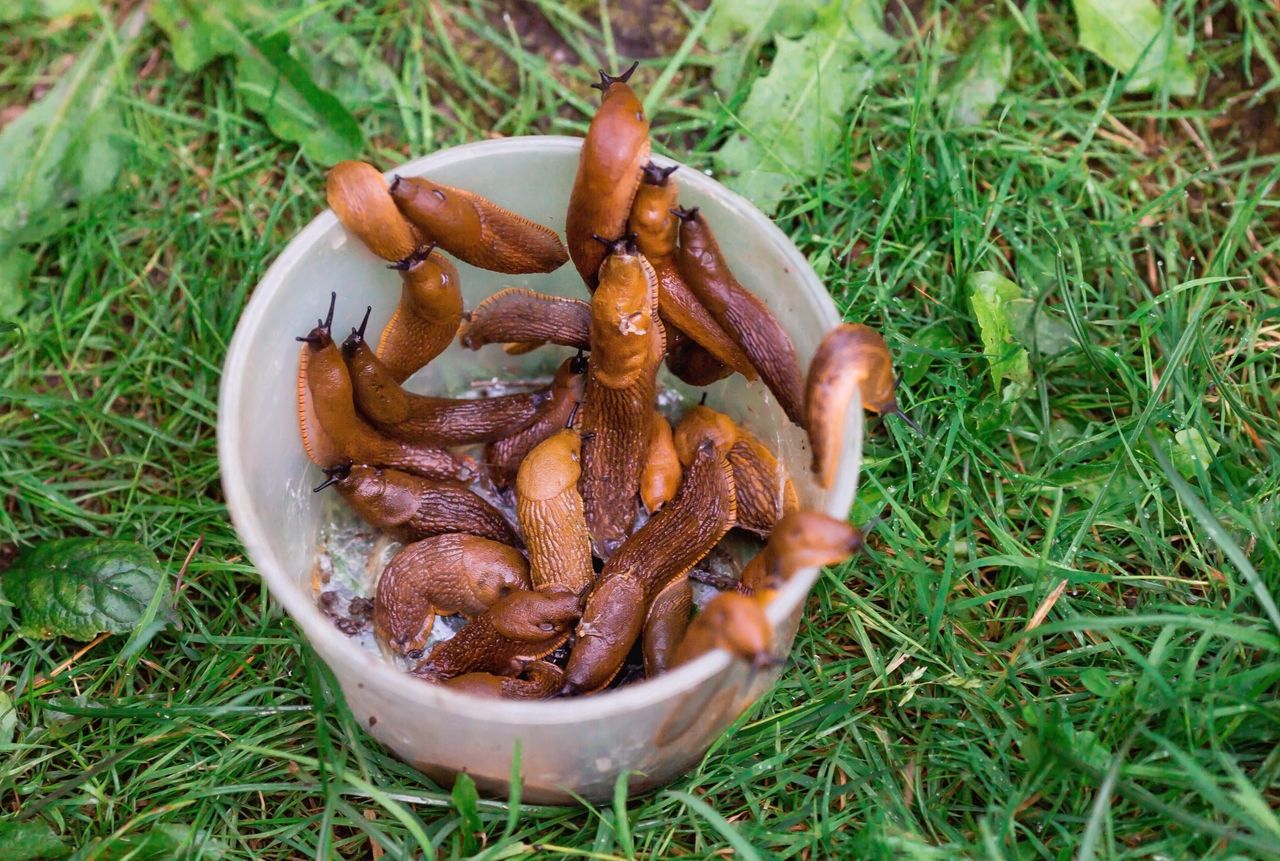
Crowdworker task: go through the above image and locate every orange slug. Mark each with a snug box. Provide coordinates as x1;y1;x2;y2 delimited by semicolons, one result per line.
672;404;739;467
296;294;468;482
341;319;547;445
515;428;594;595
458;288;591;352
326;161;421;262
376;246;464;384
373;534;530;657
389;175;568;274
443;660;565;699
565;62;651;289
806;323;916;489
641;574;692;677
414;587;582;680
578;239;665;555
737;511;864;601
485;354;589;488
564;437;736;694
318;463;520;547
674;207;805;427
640;411;681;513
669;591;774;670
629;164;756;379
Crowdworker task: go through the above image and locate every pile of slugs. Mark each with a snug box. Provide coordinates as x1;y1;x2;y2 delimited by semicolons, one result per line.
296;63;914;699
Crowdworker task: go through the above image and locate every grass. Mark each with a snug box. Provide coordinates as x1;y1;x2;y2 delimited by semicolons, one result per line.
2;0;1279;857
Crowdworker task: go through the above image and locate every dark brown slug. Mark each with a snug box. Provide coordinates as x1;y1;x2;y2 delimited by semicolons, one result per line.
665;335;733;387
669;591;774;670
326;161;421;262
485;354;589;488
727;431;799;538
641;574;692;677
458;288;591;352
737;511;863;602
515;428;594;595
444;660;565;699
389;175;568;274
376;246;464;384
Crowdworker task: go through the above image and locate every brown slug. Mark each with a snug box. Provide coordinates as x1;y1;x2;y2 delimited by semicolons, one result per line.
737;511;863;601
806;323;916;488
674;207;806;427
443;660;565;699
326;161;421;262
640;411;681;513
579;238;665;555
641;574;692;677
665;335;733;387
669;591;774;670
727;431;799;538
629;164;756;379
564;436;736;694
296;294;468;482
485;354;589;488
373;534;530;657
458;288;591;353
376;246;464;384
341;317;547;445
414;586;582;680
389;175;568;274
515;428;594;595
318;463;520;547
565;62;651;289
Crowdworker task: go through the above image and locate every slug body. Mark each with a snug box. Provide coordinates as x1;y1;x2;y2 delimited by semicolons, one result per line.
727;432;798;538
640;411;681;513
665;335;732;386
415;588;582;680
565;438;737;694
377;248;464;383
374;534;530;657
485;355;589;488
566;64;651;289
806;323;901;489
459;288;591;352
669;591;773;670
579;244;664;555
444;660;565;699
390;175;568;274
515;429;595;595
641;574;692;677
675;209;805;427
329;465;520;547
738;511;863;601
326;161;421;262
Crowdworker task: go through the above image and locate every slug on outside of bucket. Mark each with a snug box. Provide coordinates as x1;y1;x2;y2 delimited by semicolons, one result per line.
459;288;591;352
565;62;651;289
389;175;568;274
485;354;589;488
376;245;464;384
641;574;692;677
515;428;594;595
342;317;547;444
674;207;806;428
326;161;421;262
806;323;918;489
579;238;664;556
414;587;582;680
316;463;521;547
669;591;775;670
444;660;565;699
373;534;530;657
640;411;681;513
296;294;468;482
737;511;864;601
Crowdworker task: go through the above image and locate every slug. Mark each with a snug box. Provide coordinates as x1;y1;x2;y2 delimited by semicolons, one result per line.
737;511;864;601
628;163;756;379
459;287;591;352
674;207;805;427
485;354;589;488
564;436;737;694
806;323;916;489
389;175;568;274
669;591;774;670
326;161;421;262
342;319;547;444
640;411;681;513
296;294;468;482
318;463;520;547
377;245;464;384
565;62;651;289
515;428;594;595
414;587;582;680
444;660;565;699
726;431;798;538
641;574;692;677
373;534;530;657
579;238;665;555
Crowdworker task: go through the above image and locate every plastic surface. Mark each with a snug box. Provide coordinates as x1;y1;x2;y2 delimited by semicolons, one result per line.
217;137;862;804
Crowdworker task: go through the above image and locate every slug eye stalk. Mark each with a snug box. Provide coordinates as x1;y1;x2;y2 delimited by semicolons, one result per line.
590;60;639;92
295;291;337;347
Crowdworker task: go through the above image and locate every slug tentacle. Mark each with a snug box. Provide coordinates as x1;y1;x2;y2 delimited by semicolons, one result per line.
590;60;639;91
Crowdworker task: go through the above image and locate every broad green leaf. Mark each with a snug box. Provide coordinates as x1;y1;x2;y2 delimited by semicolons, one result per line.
1072;0;1196;96
0;690;15;744
149;0;243;73
939;20;1012;126
71;824;226;860
0;0;94;23
1169;427;1218;479
899;324;955;386
451;773;482;856
2;538;171;641
704;0;828;91
1007;297;1075;356
0;821;67;861
967;271;1030;400
0;246;35;317
714;1;896;214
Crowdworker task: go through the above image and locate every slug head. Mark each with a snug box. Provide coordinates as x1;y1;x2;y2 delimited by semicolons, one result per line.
311;462;352;493
701;592;773;666
770;511;864;572
489;586;583;641
296;291;337;350
589;60;639;94
515;428;582;502
590;252;655;388
335;465;421;529
641;162;678;186
674;404;738;465
470;559;530;610
390;176;482;241
340;306;373;359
